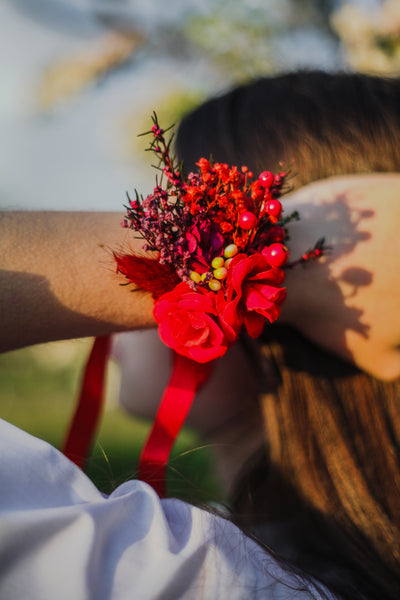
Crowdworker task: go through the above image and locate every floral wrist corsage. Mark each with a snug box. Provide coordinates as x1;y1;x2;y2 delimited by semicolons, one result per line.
64;114;326;497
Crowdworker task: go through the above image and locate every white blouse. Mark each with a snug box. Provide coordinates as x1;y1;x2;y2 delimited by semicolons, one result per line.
0;419;332;600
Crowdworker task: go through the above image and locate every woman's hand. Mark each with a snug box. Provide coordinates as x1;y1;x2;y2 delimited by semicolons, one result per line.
281;173;400;380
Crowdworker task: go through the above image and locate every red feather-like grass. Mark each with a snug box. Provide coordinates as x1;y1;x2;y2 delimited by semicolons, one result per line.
114;253;180;300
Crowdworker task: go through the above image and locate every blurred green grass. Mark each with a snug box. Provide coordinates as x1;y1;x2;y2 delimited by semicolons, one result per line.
0;338;222;502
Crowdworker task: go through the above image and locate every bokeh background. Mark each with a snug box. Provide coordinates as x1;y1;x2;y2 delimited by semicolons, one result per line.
1;0;399;499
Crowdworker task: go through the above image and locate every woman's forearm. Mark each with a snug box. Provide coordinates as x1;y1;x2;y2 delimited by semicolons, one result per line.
0;211;155;352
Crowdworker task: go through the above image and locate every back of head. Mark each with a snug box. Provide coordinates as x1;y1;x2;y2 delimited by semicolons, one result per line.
176;71;400;600
177;70;400;188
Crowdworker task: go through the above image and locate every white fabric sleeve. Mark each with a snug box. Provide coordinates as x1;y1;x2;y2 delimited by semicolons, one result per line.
0;419;331;600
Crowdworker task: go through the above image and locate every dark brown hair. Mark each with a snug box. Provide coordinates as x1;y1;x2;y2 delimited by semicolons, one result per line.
176;71;400;600
234;326;400;600
177;70;400;189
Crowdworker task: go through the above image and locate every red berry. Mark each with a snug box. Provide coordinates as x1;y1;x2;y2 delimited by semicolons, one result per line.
238;211;258;230
259;171;274;188
262;243;289;267
268;225;286;243
266;199;282;219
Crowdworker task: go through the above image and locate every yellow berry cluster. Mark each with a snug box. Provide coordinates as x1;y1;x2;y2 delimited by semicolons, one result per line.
190;243;239;291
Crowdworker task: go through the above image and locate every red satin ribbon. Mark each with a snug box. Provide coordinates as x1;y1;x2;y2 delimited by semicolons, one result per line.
63;336;111;468
138;352;213;498
63;337;212;499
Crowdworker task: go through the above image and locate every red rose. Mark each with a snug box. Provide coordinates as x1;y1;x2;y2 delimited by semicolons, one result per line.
153;282;238;363
224;253;286;338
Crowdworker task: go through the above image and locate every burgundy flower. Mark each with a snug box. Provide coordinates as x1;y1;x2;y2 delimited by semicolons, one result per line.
183;218;224;272
224;253;286;338
153;282;238;363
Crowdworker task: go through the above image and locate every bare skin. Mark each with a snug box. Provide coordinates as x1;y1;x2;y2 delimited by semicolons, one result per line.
0;211;154;352
281;173;400;381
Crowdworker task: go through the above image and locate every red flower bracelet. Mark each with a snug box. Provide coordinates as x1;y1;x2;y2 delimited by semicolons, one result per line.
63;114;327;497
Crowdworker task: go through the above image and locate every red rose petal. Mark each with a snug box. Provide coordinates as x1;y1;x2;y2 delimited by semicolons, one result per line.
244;311;265;338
